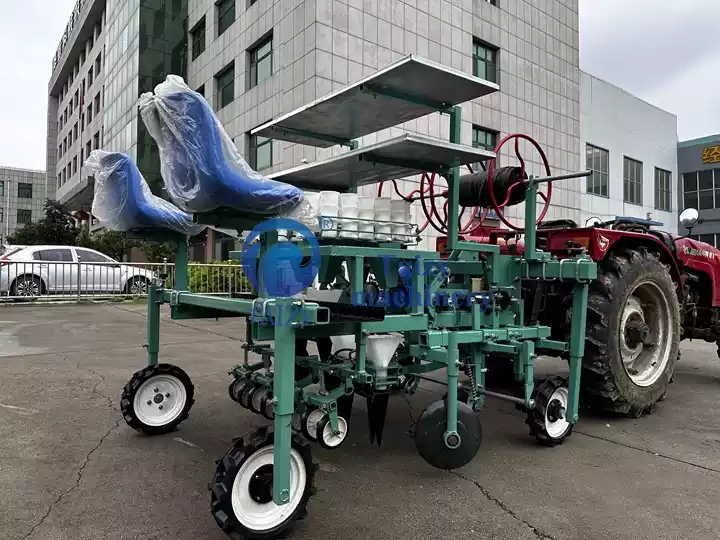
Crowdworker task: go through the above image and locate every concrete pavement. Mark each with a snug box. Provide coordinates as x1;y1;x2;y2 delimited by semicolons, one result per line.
1;303;719;540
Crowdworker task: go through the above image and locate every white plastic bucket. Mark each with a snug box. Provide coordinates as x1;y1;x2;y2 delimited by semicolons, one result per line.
358;208;375;239
375;197;392;211
320;204;339;217
339;207;359;239
340;193;359;209
320;204;339;237
320;190;340;206
358;196;375;210
305;192;320;211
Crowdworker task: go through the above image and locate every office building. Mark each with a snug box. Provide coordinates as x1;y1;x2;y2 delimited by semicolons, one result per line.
47;0;187;214
0;167;47;244
580;71;678;234
53;1;693;254
677;134;720;242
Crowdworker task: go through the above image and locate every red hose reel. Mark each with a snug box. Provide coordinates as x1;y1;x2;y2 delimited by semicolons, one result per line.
377;133;553;235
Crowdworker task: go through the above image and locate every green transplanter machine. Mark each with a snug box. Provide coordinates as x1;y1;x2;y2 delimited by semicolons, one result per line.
119;55;597;540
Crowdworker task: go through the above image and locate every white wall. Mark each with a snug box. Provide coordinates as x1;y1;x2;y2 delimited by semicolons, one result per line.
579;71;679;234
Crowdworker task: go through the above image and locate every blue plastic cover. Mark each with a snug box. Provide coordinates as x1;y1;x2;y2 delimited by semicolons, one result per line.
85;150;205;236
138;75;317;229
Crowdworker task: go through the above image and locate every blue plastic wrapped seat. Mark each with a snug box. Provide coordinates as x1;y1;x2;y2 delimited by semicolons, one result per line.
86;150;205;236
139;75;315;228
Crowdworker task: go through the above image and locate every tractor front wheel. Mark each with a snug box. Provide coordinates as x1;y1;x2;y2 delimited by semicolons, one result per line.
581;247;680;417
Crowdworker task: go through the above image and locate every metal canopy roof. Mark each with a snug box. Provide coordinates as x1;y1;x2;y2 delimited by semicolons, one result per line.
251;55;499;148
268;134;496;191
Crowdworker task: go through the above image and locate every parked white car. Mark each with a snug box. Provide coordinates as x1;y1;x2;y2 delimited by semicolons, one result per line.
0;245;156;297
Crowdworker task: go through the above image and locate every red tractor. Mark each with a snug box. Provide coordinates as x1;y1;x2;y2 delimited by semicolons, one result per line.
394;133;714;418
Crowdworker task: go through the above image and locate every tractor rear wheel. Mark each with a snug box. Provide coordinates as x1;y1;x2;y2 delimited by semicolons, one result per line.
581;247;680;417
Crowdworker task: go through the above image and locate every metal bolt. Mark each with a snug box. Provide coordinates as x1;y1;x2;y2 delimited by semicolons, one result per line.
279;489;290;503
154;388;159;393
158;405;163;410
147;400;152;405
165;393;171;397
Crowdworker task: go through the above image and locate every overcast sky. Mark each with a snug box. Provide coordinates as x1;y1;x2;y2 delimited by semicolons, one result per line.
0;0;718;171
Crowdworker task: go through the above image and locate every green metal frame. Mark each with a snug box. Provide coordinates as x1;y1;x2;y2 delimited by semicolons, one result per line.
130;80;596;509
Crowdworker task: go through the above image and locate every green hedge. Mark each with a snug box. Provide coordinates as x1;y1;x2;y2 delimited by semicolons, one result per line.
186;260;252;293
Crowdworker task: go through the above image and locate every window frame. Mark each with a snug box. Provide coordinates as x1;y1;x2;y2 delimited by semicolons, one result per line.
249;133;273;171
623;156;643;206
654;167;672;212
0;180;4;197
191;17;206;60
75;247;115;264
217;0;236;37
472;39;498;84
215;62;235;110
17;182;33;199
33;248;73;262
682;168;720;211
585;143;609;198
248;34;273;89
16;209;32;225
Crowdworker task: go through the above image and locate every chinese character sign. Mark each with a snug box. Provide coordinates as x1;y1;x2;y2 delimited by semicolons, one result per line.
702;145;720;164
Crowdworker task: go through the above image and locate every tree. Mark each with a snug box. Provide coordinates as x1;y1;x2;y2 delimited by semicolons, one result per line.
138;241;176;263
7;200;77;245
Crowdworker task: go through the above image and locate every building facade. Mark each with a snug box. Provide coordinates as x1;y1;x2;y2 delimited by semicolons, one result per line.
48;0;586;255
677;134;720;243
47;0;188;213
0;167;47;244
186;0;581;251
579;71;679;234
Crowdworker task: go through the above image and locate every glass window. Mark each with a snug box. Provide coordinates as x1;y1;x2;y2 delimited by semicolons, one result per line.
215;62;235;109
472;39;498;83
700;234;715;247
18;183;33;199
217;0;235;37
623;156;642;205
250;134;272;171
683;169;720;210
0;181;4;196
249;35;273;88
654;168;671;212
191;17;206;60
470;125;497;172
33;248;73;261
17;209;32;225
586;144;609;197
76;248;114;263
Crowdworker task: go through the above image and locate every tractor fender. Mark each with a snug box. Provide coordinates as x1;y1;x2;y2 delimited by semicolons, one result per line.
594;232;683;300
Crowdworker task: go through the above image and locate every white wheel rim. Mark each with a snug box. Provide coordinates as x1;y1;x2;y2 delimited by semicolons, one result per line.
133;374;187;427
321;417;348;448
544;387;570;439
305;409;326;437
231;446;306;532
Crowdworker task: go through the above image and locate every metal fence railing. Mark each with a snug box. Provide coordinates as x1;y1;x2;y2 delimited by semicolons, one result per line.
0;259;253;302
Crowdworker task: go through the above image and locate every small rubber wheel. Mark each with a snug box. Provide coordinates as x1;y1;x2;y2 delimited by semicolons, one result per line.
250;387;270;415
301;409;327;442
210;426;317;540
229;378;248;403
120;363;195;435
240;385;254;410
526;376;573;446
261;394;275;420
316;416;348;449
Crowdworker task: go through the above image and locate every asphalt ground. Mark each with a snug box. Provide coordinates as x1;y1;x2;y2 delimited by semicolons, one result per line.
2;302;720;540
